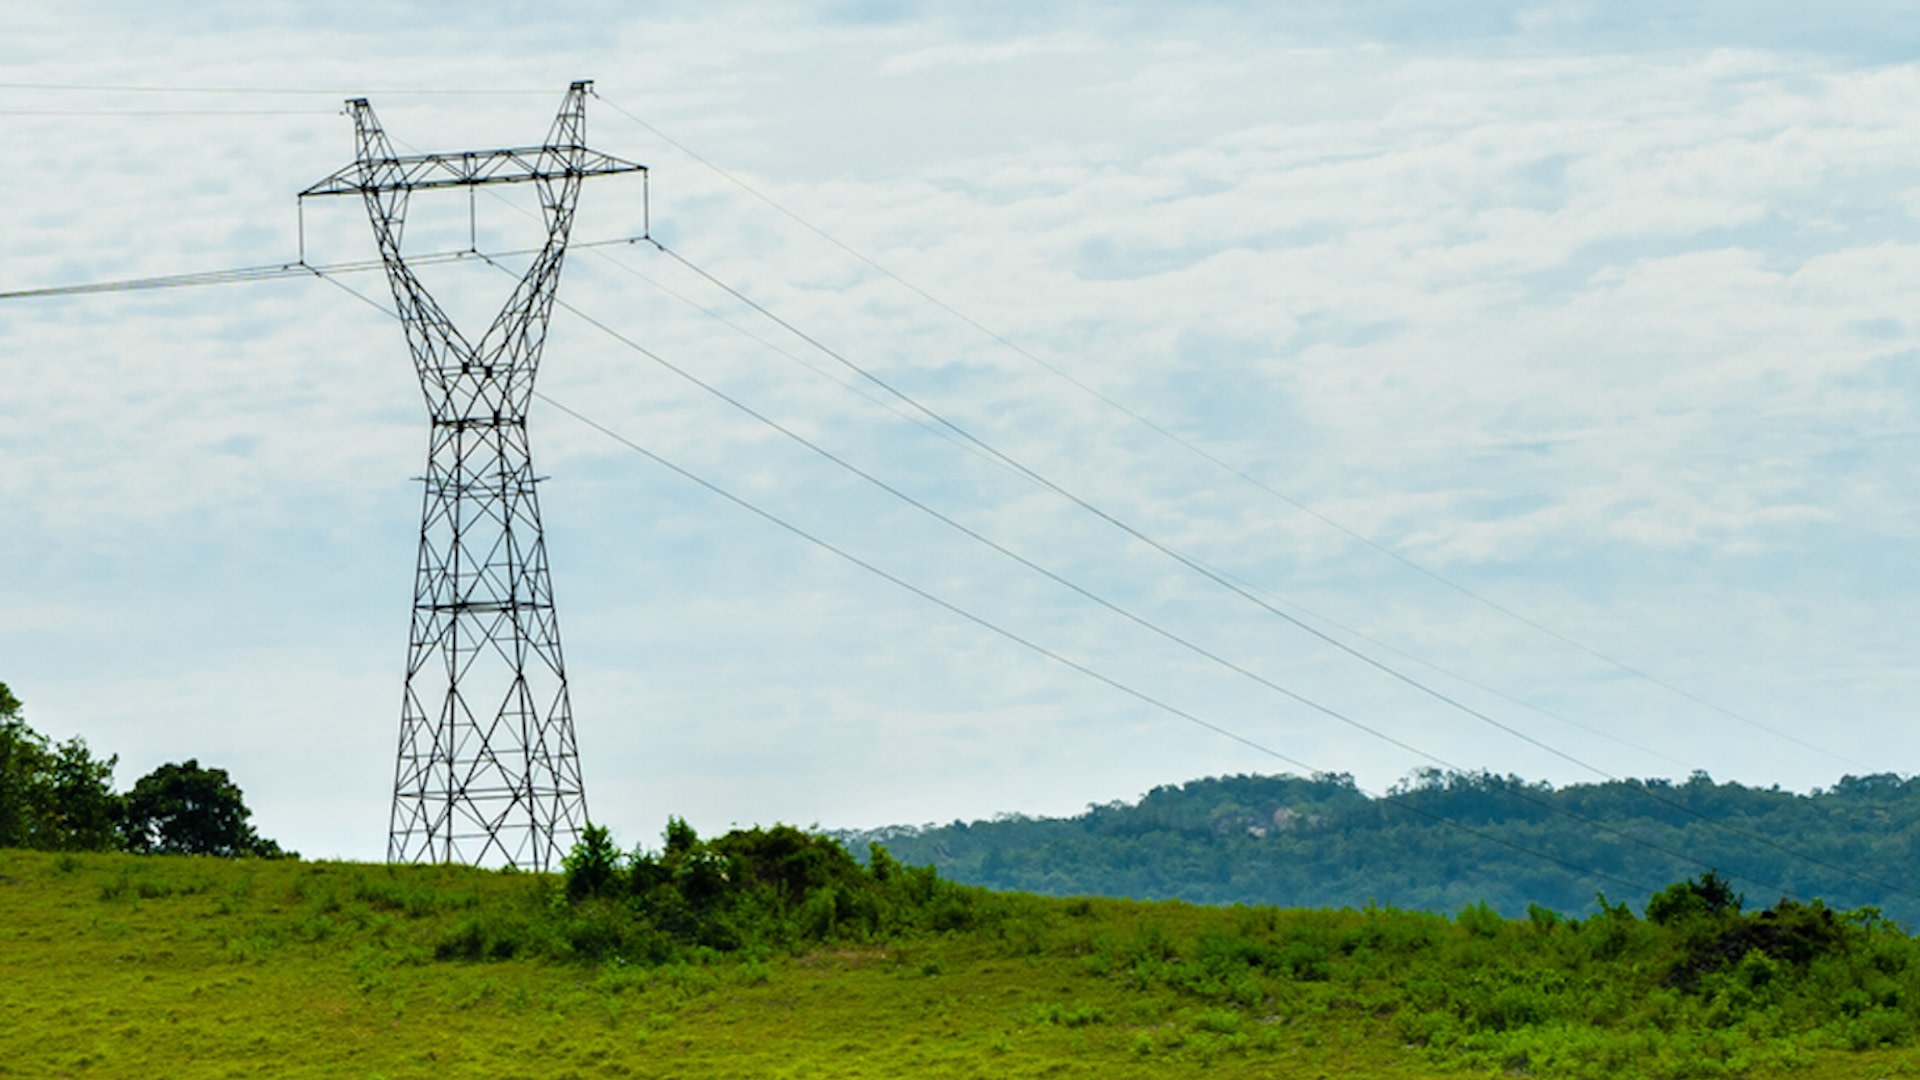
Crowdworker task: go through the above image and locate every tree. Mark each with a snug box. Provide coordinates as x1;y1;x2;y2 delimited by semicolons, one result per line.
563;822;622;900
1646;870;1743;926
45;737;119;851
121;759;281;857
0;684;119;852
0;683;53;849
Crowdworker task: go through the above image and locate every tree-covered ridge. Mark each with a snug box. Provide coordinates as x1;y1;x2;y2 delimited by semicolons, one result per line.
841;769;1920;924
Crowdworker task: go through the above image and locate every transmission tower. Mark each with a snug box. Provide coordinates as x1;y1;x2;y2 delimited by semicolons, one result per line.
301;81;645;870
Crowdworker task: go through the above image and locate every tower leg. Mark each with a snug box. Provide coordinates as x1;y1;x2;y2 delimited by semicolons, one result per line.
390;419;586;869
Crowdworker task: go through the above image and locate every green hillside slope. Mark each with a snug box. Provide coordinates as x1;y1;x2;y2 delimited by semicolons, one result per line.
5;830;1920;1079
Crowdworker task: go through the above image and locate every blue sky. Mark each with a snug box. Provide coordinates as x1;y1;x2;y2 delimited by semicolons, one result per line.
4;2;1919;861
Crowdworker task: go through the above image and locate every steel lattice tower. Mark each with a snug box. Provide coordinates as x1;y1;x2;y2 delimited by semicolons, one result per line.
301;81;645;870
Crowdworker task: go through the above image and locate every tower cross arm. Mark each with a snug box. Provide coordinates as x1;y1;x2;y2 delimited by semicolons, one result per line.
300;145;646;198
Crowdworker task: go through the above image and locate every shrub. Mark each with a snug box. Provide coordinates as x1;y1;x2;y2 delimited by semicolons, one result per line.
563;823;622;901
1647;871;1743;927
527;822;993;965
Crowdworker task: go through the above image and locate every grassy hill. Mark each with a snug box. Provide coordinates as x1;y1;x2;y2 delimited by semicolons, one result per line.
3;833;1919;1079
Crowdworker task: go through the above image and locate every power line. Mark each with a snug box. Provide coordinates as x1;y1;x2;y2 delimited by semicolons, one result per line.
1;155;1892;900
0;108;334;117
468;152;1692;813
538;382;1687;901
644;242;1704;777
575;223;1910;900
1205;564;1702;774
0;83;1874;775
4;230;1882;902
0;81;553;95
590;90;1867;774
307;264;1677;903
0;236;649;302
548;247;1915;907
0;237;1861;905
2;83;1881;907
423;129;1716;802
591;238;1698;776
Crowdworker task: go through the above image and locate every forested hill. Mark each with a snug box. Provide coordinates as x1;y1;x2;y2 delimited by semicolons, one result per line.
839;770;1920;924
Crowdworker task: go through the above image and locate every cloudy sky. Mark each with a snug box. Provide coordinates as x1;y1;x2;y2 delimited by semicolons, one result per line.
4;2;1920;863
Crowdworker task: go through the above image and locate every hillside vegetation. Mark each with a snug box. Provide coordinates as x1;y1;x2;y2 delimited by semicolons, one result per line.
845;770;1920;923
6;822;1920;1079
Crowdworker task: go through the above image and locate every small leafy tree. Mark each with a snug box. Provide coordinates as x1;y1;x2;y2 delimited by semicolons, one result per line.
664;816;698;856
121;759;281;857
45;736;119;851
563;822;623;900
1646;870;1743;926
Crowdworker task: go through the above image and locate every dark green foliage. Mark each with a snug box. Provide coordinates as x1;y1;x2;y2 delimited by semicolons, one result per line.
1646;870;1742;926
0;684;120;852
562;822;621;901
121;759;282;858
45;737;120;851
449;820;991;965
1;678;285;859
1064;887;1920;1075
663;815;697;855
1664;896;1846;991
0;685;52;848
845;769;1920;923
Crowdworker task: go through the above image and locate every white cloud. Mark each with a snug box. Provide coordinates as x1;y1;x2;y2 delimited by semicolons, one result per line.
876;33;1095;78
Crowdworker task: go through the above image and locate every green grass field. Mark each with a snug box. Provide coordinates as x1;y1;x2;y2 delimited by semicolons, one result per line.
3;847;1916;1079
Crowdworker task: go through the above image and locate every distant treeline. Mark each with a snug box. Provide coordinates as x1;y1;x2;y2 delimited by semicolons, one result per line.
838;769;1920;924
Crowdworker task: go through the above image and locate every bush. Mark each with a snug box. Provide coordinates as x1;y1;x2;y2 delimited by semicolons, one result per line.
563;823;621;901
484;821;996;966
1647;871;1743;927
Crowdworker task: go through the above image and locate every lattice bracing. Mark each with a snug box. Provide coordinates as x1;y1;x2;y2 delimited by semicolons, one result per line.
302;81;645;870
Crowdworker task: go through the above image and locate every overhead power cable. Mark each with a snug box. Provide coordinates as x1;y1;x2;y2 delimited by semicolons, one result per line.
617;242;1917;905
441;139;1664;837
590;90;1865;774
11;222;1863;903
539;381;1683;903
0;108;333;117
469;147;1694;784
1;87;1874;906
576;228;1699;777
571;242;1019;478
1;260;357;299
1204;563;1701;773
0;236;649;302
456;251;1856;909
308;259;1680;906
550;103;1895;896
0;81;552;95
3;211;1887;904
573;233;1845;890
0;236;1855;906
